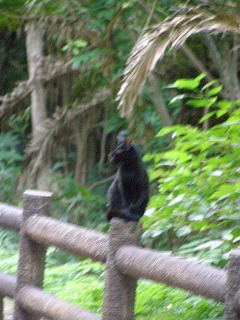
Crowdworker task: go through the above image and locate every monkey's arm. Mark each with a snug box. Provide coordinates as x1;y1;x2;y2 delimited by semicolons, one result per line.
128;191;149;216
107;177;125;221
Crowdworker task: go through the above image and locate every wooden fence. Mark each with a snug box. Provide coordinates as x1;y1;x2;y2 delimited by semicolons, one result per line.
0;189;239;319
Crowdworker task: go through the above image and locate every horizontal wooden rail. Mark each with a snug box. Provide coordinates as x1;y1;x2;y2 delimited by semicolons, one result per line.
25;215;108;263
116;246;226;303
0;204;22;231
0;272;100;320
17;285;101;320
0;272;16;298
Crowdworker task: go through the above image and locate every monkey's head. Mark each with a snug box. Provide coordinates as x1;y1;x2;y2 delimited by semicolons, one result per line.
109;134;132;165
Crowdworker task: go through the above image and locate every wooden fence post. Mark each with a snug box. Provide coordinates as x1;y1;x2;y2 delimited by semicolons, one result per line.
13;190;52;320
224;250;240;320
102;218;142;320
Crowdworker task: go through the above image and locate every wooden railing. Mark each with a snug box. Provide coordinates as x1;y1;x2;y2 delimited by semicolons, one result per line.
0;189;239;319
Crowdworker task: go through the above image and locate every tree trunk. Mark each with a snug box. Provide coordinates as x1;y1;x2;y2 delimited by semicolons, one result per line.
148;74;173;127
25;22;49;190
74;117;88;185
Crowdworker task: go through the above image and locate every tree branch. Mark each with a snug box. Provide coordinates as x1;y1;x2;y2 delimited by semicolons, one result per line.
148;74;173;127
138;0;158;40
180;44;214;83
89;175;115;190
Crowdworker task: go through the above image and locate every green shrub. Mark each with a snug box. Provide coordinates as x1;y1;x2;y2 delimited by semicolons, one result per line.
0;133;23;203
143;75;240;266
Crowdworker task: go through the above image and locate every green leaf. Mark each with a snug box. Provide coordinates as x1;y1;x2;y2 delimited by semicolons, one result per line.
72;47;80;55
209;170;223;177
231;100;240;106
201;80;219;91
74;39;88;48
216;109;228;118
156;127;176;137
219;120;240;127
169;94;186;104
207;85;223;97
176;225;192;237
199;111;215;123
194;240;223;251
187;97;217;108
210;185;235;200
156;125;191;137
169;73;206;90
217;100;233;110
186;99;208;108
122;2;134;9
168;194;185;206
62;43;72;51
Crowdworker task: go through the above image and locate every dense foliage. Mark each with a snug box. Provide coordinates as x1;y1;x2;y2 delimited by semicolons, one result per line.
0;133;23;203
143;75;240;267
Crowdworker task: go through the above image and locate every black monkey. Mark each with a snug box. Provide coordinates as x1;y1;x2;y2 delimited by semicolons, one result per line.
107;134;149;222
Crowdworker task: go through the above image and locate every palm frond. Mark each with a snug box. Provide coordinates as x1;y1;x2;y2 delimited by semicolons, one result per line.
117;7;240;117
